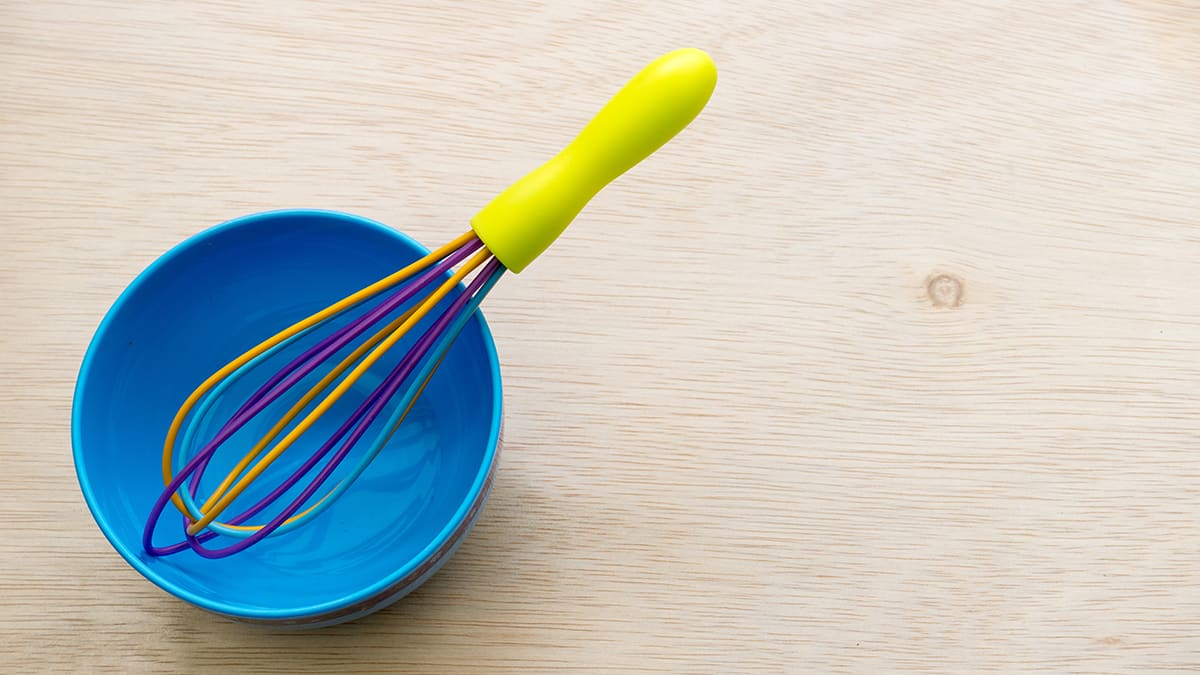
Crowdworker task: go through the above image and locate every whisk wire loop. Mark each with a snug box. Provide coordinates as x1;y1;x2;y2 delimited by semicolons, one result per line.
182;246;494;536
141;232;501;557
177;255;506;558
157;230;476;518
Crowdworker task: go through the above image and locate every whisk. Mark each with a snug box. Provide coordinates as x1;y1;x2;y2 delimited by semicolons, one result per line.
143;48;717;559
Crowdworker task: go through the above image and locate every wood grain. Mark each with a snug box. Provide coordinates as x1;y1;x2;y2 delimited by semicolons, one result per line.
3;1;1200;672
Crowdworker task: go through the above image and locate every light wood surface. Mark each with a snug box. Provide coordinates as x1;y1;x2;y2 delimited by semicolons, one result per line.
4;1;1200;672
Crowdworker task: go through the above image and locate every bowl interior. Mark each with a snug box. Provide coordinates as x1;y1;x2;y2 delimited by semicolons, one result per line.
72;210;500;619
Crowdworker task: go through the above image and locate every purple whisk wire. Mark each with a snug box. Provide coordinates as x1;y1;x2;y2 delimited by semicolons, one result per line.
142;241;503;558
184;236;484;494
180;257;504;559
142;236;483;556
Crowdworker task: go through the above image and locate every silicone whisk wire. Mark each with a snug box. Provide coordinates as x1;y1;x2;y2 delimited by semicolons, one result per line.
178;258;505;558
184;246;493;536
142;232;505;557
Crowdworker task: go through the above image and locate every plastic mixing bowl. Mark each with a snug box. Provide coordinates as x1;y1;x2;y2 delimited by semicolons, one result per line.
72;209;503;628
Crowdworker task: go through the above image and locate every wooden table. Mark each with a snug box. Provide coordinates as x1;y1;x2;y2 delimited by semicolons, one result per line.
4;1;1199;672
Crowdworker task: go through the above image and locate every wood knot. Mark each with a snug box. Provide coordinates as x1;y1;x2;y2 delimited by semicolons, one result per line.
926;273;964;308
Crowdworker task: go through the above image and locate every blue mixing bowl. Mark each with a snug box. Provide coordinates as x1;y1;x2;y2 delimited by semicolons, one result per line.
72;209;503;628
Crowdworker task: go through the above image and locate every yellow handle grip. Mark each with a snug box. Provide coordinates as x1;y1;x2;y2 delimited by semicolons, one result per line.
470;48;717;272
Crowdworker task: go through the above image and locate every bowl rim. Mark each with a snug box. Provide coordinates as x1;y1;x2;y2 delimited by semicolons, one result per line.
70;208;504;621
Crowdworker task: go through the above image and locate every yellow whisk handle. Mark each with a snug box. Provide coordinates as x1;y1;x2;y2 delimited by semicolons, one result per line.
470;47;717;273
